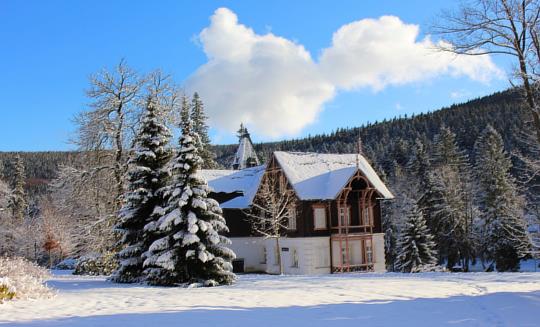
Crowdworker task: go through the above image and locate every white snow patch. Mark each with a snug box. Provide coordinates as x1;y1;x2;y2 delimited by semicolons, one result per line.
1;272;540;326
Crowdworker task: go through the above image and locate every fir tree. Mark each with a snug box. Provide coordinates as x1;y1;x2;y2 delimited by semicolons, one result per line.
10;155;27;222
180;94;190;133
474;125;531;271
144;122;235;286
427;126;474;269
407;138;432;193
111;97;172;283
396;202;438;272
191;92;218;169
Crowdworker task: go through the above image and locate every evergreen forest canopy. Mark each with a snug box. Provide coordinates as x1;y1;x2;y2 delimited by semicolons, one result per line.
1;87;535;200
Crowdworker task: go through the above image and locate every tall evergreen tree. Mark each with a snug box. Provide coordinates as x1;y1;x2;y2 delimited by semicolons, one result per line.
474;125;531;271
427;126;474;269
191;92;218;169
10;155;27;222
144;122;235;286
396;202;438;272
180;94;191;133
111;97;172;283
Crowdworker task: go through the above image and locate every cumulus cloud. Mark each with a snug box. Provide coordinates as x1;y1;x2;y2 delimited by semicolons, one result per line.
319;16;502;90
186;8;334;137
186;8;503;138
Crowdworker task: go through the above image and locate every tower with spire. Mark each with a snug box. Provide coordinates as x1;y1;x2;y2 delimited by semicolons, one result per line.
232;123;260;170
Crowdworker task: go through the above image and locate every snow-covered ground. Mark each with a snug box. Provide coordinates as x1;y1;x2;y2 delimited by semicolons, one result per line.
1;271;540;326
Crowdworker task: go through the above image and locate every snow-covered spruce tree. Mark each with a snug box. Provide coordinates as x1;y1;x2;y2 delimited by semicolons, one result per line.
10;155;27;223
180;94;190;133
383;162;410;271
396;202;438;273
474;125;531;271
426;126;474;269
111;97;172;283
407;138;431;192
144;123;235;286
191;92;218;169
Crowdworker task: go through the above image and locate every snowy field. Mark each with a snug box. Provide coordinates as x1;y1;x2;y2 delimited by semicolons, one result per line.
1;271;540;327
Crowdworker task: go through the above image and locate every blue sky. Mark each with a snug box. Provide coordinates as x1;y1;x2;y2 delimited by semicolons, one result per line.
0;0;510;151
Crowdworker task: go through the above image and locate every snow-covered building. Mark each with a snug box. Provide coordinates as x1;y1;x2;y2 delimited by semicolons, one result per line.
200;130;393;275
231;124;259;170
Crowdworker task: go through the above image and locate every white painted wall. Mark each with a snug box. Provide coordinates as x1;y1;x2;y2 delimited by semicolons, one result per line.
230;234;385;275
264;237;331;275
229;237;266;272
372;233;386;272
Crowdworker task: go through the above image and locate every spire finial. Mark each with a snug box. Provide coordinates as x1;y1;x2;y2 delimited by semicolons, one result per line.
356;134;363;168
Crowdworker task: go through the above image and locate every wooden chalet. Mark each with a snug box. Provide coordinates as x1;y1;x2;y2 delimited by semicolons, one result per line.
200;126;393;274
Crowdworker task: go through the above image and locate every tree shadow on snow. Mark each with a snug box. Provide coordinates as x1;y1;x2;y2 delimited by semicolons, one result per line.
6;290;540;327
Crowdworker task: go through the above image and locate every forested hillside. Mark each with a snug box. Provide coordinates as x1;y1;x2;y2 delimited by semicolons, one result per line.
216;88;529;173
0;87;533;198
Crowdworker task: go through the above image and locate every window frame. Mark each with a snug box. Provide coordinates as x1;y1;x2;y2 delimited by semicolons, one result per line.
339;205;351;227
312;204;327;230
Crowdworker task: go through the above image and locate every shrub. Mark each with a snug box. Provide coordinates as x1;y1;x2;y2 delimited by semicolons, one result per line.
411;264;448;273
0;257;53;303
54;258;77;270
74;252;118;276
0;278;16;303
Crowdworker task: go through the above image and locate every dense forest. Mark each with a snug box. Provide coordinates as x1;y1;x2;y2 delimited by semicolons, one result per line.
1;87;534;201
217;88;529;171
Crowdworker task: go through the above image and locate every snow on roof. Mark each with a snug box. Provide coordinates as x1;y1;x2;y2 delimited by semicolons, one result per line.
273;151;394;200
231;125;259;170
198;165;266;209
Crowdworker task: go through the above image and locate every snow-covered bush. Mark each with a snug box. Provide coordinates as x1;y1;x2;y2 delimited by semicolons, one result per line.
0;257;53;303
54;258;77;270
74;252;118;276
411;264;448;273
0;278;16;303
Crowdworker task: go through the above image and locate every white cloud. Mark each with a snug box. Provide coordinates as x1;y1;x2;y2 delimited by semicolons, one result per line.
186;9;503;138
186;8;334;137
319;16;502;91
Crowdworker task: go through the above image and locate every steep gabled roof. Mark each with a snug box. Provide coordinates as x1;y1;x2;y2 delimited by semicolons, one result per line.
198;165;266;209
231;124;259;170
273;151;394;200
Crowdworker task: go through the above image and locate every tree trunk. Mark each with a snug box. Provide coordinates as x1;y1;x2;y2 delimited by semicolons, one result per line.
517;51;540;145
114;106;125;210
276;237;283;275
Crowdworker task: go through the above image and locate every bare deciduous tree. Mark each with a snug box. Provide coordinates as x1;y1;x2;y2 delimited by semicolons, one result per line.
73;59;145;208
48;164;117;256
433;0;540;145
245;173;296;275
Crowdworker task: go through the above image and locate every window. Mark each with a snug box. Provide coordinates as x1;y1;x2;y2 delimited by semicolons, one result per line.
287;206;297;230
313;206;327;230
291;248;299;268
339;206;351;226
365;239;373;264
362;207;372;226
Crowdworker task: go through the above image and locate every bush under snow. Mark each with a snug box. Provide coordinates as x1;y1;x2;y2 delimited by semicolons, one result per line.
0;257;53;303
74;252;118;276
